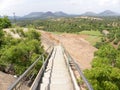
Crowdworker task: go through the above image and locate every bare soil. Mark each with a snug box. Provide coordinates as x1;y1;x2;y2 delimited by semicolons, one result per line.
40;30;97;70
0;71;16;90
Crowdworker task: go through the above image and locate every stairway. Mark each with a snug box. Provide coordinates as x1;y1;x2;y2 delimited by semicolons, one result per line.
39;45;74;90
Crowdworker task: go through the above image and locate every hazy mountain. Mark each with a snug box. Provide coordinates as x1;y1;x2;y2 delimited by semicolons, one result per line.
3;10;120;20
81;10;120;16
23;12;44;18
81;11;97;16
54;11;68;16
23;11;68;19
41;11;55;18
99;10;119;16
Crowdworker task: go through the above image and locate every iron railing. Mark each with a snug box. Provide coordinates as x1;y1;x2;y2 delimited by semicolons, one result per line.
62;46;93;90
8;46;53;90
30;46;54;90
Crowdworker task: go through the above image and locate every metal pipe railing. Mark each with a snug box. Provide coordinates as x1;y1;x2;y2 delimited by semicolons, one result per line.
62;46;93;90
30;46;54;90
8;46;53;90
62;47;80;90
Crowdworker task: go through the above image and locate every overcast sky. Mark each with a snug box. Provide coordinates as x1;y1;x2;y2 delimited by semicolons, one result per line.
0;0;120;16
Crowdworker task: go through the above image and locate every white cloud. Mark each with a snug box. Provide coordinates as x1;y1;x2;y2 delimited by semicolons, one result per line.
0;0;25;10
0;0;120;16
99;0;120;6
69;0;82;5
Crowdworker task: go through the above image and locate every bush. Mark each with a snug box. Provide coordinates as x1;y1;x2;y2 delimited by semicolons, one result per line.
84;44;120;90
0;28;45;75
0;16;11;29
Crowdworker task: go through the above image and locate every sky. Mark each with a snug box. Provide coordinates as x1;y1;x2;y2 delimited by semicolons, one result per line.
0;0;120;16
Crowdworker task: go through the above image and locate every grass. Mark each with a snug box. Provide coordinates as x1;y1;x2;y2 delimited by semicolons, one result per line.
79;30;102;45
79;30;102;36
51;30;102;46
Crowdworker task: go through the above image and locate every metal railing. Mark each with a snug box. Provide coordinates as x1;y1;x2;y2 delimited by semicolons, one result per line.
30;46;54;90
8;46;54;90
62;46;93;90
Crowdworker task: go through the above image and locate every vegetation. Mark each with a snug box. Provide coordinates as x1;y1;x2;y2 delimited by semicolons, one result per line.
0;28;45;75
0;16;11;29
16;17;120;33
79;30;102;45
0;17;45;76
84;44;120;90
2;16;120;89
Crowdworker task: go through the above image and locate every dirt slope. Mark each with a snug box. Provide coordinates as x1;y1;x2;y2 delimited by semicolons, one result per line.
0;71;16;90
40;30;97;70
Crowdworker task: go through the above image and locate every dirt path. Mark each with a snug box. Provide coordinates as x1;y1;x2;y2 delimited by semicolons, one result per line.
0;71;16;90
40;30;97;70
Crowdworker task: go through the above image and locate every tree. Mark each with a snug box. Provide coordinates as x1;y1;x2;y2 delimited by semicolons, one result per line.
84;44;120;90
0;28;44;75
0;16;11;29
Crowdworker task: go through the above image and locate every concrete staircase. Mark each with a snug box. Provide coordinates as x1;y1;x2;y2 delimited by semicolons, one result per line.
39;46;74;90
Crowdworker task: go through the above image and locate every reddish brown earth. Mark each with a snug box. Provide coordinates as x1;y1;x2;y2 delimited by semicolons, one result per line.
40;30;97;70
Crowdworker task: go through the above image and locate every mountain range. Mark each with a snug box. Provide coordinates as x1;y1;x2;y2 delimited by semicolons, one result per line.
6;10;120;20
23;11;68;19
81;10;120;16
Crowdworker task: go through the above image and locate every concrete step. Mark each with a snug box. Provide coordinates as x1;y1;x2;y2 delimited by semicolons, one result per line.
40;83;48;90
38;46;74;90
50;83;72;90
51;71;68;74
42;77;50;84
53;65;66;67
43;71;51;78
52;68;67;71
44;69;51;74
51;78;70;84
45;66;52;71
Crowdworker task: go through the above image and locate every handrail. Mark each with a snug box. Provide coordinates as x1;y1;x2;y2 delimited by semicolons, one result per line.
62;47;80;90
30;46;54;90
8;46;53;90
62;46;93;90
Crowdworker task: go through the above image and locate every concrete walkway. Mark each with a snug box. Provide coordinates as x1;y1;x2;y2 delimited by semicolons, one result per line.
40;45;74;90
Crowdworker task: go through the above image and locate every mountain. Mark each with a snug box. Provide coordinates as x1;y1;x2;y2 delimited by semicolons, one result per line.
41;11;55;18
81;10;120;16
99;10;119;16
54;11;68;16
23;11;68;19
23;12;44;18
81;11;97;16
3;10;120;20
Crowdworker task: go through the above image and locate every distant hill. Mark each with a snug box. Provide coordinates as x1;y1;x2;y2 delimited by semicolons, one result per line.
54;11;68;16
2;10;120;20
23;12;44;18
82;10;120;16
22;11;68;19
99;10;119;16
81;11;97;16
